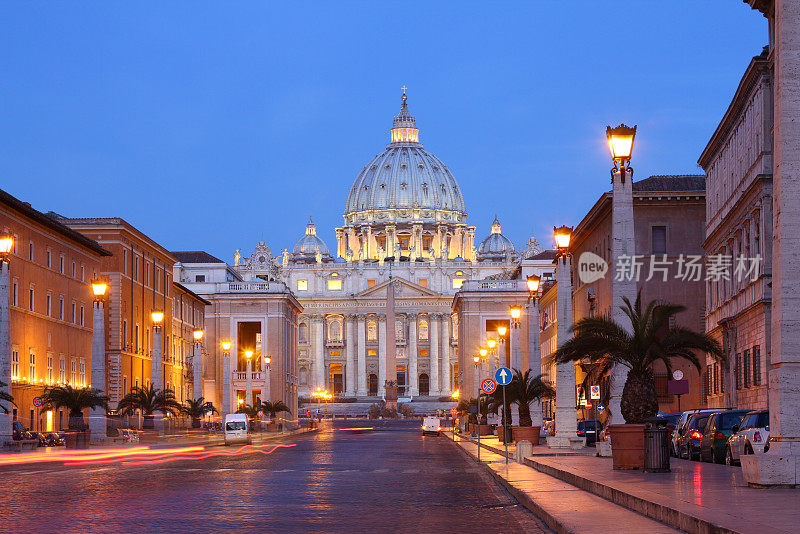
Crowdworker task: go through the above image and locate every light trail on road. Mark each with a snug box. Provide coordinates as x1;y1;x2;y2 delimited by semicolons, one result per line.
121;443;297;466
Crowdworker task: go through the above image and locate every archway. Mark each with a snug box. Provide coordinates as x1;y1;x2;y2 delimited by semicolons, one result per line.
419;373;430;396
368;374;378;396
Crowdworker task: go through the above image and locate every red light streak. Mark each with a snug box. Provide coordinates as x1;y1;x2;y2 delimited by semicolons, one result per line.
340;427;374;432
121;443;297;466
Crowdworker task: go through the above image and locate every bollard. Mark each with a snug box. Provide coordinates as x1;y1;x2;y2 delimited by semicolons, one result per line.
515;440;533;462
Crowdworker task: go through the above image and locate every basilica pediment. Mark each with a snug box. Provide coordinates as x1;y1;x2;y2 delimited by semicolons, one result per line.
354;277;441;298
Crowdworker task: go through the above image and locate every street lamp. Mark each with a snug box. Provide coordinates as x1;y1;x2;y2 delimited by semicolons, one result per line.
221;341;232;352
89;278;108;443
263;355;271;406
244;350;254;407
150;310;165;434
509;306;522;327
553;225;573;252
91;280;108;299
497;325;507;337
191;330;204;401
192;329;204;341
151;310;164;324
526;275;541;297
221;341;231;416
606;124;636;182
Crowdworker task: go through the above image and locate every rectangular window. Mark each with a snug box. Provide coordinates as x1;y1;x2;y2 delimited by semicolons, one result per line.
80;305;85;326
327;279;342;291
704;364;712;398
753;345;761;386
367;279;376;288
72;261;76;278
754;211;761;257
743;349;751;388
134;257;139;281
735;352;742;390
59;297;64;320
418;278;427;288
59;255;64;274
452;278;465;289
46;249;52;268
12;280;18;307
123;321;128;350
70;359;77;384
297;280;307;291
135;324;140;353
46;294;52;317
58;355;65;383
46;353;53;384
123;250;128;275
195;275;206;283
11;348;19;380
28;241;34;261
145;263;150;286
28;286;34;312
80;265;85;282
79;359;86;386
713;362;719;394
652;226;667;255
29;350;36;382
71;302;76;324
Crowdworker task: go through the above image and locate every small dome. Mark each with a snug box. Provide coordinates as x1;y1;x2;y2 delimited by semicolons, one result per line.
291;217;331;263
477;216;516;261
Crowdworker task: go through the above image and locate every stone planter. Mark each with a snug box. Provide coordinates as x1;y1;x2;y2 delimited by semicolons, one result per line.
609;424;646;470
266;423;279;432
65;429;91;449
513;426;541;445
497;425;513;444
479;424;493;436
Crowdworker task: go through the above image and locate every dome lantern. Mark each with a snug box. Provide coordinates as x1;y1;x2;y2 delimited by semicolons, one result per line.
390;91;420;146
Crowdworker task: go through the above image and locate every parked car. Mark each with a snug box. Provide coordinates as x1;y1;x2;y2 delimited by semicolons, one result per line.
658;412;681;434
43;432;66;447
27;432;48;447
700;409;749;463
577;420;603;445
671;409;717;457
726;410;770;465
676;412;713;460
12;422;34;441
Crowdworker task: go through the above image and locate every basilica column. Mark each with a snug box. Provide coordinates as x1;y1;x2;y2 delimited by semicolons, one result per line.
312;315;325;389
356;314;367;396
408;314;419;396
377;314;386;397
429;314;440;396
345;314;356;396
442;315;451;394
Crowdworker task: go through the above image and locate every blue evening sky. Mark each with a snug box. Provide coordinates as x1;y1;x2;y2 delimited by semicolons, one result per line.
1;2;766;262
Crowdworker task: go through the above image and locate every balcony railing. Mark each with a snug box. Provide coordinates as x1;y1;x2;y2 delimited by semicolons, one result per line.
459;280;527;292
232;371;263;381
219;281;289;293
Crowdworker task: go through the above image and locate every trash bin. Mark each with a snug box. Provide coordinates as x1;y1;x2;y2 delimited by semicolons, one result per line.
644;417;671;473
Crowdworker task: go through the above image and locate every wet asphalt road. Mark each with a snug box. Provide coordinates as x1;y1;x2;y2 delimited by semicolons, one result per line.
0;420;549;533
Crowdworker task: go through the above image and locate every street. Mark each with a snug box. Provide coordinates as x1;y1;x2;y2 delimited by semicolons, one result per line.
0;421;549;533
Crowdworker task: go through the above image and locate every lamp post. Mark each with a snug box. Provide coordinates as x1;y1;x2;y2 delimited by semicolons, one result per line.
150;310;164;434
245;350;254;408
263;355;271;405
221;341;231;416
89;279;108;443
487;338;497;375
607;124;637;426
0;233;14;439
549;226;581;448
473;354;481;453
192;330;203;401
508;305;523;426
525;274;543;431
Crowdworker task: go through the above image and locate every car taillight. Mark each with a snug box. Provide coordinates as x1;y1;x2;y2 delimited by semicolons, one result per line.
438;426;442;431
690;430;703;440
754;431;762;442
577;430;584;435
715;432;725;440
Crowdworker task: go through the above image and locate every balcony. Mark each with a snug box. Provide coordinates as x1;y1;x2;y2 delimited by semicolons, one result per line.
458;280;527;292
218;281;289;293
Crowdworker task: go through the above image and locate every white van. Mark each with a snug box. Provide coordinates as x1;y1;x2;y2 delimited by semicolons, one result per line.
224;414;251;445
422;417;442;436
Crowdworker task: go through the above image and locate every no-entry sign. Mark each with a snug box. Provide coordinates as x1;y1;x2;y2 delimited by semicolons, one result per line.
481;378;497;394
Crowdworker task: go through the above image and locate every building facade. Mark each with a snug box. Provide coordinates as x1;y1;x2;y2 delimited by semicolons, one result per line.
1;189;110;433
700;48;773;411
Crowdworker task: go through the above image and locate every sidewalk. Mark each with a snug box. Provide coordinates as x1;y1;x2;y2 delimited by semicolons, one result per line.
453;431;800;534
450;432;680;534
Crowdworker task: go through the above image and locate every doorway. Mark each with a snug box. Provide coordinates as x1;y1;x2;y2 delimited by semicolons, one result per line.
419;373;430;396
329;364;343;395
368;374;378;396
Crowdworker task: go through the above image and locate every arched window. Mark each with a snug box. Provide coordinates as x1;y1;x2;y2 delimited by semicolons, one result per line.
368;374;378;396
299;366;308;386
299;323;308;343
367;321;377;342
419;373;430;396
419;320;429;341
329;321;342;342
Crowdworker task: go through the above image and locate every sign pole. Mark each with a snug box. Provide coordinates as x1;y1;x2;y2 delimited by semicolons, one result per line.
477;393;481;463
502;384;508;464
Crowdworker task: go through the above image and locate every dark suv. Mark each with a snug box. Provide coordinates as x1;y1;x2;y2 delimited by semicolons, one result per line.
700;409;749;463
676;412;712;460
577;420;603;445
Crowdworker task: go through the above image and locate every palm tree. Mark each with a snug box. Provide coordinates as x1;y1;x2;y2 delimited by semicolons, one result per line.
553;292;723;424
260;400;291;423
40;385;108;430
181;397;217;428
236;402;259;419
0;380;14;414
117;385;182;429
507;369;555;427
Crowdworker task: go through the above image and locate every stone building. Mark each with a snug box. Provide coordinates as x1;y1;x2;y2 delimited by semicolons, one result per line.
171;282;211;402
699;48;772;411
0;189;110;434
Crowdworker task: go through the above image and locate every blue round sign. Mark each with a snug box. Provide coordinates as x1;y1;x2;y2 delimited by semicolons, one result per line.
597;404;606;412
495;367;513;386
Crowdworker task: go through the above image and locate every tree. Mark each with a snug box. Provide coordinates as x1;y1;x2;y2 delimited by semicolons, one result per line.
181;397;217;428
553;292;723;424
40;385;108;430
506;369;555;427
0;380;14;414
260;400;291;423
117;385;182;429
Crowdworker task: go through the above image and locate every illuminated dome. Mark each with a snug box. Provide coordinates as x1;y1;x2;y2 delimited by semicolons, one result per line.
343;94;467;226
291;218;331;263
477;217;516;261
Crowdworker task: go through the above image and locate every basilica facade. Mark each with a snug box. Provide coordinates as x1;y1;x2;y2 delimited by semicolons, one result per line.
177;94;539;405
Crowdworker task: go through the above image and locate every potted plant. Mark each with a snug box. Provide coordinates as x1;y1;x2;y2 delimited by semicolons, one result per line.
181;397;217;429
477;393;492;436
40;385;108;449
261;400;291;431
487;391;512;443
236;403;260;431
507;369;555;445
554;292;723;469
117;385;182;431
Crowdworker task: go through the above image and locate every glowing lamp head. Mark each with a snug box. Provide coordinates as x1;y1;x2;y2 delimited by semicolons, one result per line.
606;124;637;163
91;280;108;297
509;306;522;320
473;355;480;364
150;311;164;324
221;341;232;352
487;339;497;349
0;233;13;255
526;274;541;294
263;355;271;365
245;350;254;360
479;348;488;358
192;329;204;341
554;225;573;250
451;389;460;399
497;325;507;337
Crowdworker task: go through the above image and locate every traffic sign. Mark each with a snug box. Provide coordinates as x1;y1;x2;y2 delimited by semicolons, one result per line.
597;404;606;412
33;397;43;407
481;378;497;394
495;367;512;386
590;385;600;400
450;408;457;416
585;402;593;409
257;411;264;418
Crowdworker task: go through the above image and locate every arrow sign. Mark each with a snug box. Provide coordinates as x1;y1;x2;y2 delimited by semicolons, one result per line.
495;367;512;386
597;404;606;412
481;378;497;394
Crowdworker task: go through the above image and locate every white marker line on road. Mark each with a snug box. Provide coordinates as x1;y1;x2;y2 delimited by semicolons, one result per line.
373;468;389;473
401;469;420;474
